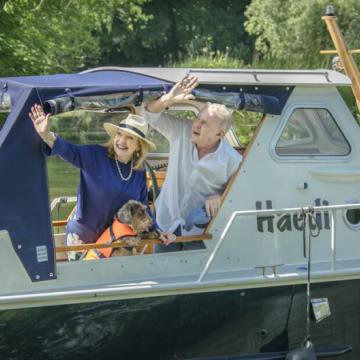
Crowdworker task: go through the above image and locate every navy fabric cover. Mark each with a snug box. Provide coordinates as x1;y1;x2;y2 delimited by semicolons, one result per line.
0;70;172;282
3;70;171;89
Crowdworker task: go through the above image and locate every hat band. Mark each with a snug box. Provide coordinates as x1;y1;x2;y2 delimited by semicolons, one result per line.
118;124;146;139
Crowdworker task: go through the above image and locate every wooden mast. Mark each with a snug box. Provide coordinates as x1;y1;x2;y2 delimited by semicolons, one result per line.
321;5;360;112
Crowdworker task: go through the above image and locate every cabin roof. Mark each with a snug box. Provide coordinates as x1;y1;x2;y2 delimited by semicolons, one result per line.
1;67;350;89
82;67;352;86
1;70;171;89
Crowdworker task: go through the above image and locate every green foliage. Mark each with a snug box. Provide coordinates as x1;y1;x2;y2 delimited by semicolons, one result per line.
245;0;360;69
101;0;253;66
233;111;262;146
338;86;360;123
0;0;119;76
2;0;359;144
243;0;360;116
0;0;255;73
0;113;7;129
1;0;360;75
172;50;246;69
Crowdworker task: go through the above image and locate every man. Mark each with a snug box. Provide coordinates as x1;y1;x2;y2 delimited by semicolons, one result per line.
143;76;242;251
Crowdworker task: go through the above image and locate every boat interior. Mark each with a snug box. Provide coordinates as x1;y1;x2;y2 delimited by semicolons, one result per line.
50;101;251;261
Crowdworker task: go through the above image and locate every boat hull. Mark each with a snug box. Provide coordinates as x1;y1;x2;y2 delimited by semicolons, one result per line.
0;279;358;359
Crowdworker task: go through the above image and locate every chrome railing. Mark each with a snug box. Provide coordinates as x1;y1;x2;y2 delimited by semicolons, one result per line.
198;203;360;282
50;196;77;212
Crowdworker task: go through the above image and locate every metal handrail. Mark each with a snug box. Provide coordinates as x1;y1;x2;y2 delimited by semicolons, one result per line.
198;203;360;282
50;196;77;212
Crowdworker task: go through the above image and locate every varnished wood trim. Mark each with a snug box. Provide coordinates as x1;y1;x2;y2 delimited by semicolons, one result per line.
55;233;212;253
52;220;68;226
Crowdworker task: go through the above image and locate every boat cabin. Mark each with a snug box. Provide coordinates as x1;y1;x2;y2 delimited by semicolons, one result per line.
0;67;360;311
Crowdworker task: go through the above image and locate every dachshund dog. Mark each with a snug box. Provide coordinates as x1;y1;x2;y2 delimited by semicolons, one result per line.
111;200;159;256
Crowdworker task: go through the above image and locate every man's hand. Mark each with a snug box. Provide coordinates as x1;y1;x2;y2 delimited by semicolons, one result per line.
165;75;198;104
146;75;198;113
205;194;222;217
158;231;176;246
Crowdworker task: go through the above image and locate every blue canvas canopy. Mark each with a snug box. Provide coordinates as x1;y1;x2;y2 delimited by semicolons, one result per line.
0;68;292;282
0;70;172;282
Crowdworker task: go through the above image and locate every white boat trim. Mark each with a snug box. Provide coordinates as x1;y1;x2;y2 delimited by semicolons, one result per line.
1;265;360;311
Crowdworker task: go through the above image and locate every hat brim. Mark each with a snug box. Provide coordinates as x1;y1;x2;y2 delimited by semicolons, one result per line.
103;122;156;151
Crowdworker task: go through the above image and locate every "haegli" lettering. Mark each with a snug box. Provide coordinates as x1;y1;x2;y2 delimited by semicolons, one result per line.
256;199;330;233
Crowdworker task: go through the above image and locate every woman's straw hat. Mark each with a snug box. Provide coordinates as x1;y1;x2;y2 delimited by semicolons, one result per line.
104;114;156;151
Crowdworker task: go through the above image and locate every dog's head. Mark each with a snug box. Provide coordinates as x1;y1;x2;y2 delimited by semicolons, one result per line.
116;200;153;234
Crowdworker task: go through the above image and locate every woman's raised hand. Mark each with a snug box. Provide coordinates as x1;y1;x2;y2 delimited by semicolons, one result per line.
29;104;50;135
29;104;55;148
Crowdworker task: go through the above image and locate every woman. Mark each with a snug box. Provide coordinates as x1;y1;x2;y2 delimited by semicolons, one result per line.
29;104;172;260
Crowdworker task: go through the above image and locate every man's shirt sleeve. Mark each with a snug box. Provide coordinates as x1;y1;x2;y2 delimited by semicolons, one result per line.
141;107;185;142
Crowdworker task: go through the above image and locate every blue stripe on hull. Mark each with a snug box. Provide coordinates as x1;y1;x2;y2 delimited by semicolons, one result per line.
0;279;358;359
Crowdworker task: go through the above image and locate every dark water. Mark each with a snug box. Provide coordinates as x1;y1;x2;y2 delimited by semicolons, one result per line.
0;297;175;360
0;288;292;360
0;282;358;360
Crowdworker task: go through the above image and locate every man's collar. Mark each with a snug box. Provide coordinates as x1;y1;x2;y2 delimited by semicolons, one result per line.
194;138;224;160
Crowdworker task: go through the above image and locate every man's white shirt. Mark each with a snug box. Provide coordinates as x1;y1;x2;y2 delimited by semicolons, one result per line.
143;109;242;235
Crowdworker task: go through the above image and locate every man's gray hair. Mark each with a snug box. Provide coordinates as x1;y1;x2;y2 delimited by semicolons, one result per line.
205;102;233;133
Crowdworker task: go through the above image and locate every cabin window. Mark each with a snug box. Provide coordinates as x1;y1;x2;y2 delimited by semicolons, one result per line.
275;108;350;157
344;204;360;230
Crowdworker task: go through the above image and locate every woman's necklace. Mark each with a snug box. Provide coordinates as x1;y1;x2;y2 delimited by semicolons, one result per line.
115;159;133;181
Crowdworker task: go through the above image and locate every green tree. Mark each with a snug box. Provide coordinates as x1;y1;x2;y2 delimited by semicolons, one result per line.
244;0;360;68
0;0;254;75
101;0;253;66
0;0;118;76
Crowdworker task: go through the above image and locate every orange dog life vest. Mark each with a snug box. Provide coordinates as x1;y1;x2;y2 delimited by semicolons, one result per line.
84;219;137;260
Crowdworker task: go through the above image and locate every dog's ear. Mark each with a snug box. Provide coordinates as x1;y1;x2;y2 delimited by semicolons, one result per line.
128;201;138;216
116;204;133;224
117;212;129;224
116;201;145;224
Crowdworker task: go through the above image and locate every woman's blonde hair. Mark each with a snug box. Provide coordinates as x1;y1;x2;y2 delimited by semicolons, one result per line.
105;136;150;170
